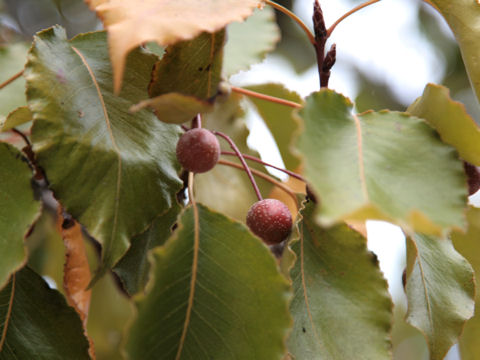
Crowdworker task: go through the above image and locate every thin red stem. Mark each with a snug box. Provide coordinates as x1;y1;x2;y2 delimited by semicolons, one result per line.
327;0;381;37
214;131;263;201
0;70;23;90
221;151;305;182
265;0;316;45
218;159;299;211
231;86;302;108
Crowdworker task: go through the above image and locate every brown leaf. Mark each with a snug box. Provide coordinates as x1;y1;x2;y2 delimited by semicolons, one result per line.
86;0;263;93
56;207;95;359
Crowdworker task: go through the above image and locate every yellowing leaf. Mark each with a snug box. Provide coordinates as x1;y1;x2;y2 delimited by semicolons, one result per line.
86;0;263;93
426;0;480;103
408;84;480;166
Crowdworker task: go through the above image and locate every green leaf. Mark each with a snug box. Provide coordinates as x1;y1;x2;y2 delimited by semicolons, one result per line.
131;92;213;125
0;142;40;290
405;233;475;360
113;203;181;295
0;267;90;359
146;30;225;123
26;27;182;276
451;206;480;360
125;204;292;360
194;93;273;221
287;201;392;359
246;83;303;170
408;83;480;166
0;107;33;133
0;43;29;120
427;0;480;103
295;90;467;235
149;31;224;98
223;6;280;77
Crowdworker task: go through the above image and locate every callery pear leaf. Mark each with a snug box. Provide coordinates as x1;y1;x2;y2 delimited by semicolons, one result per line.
125;204;292;360
287;200;392;359
452;206;480;360
425;0;480;104
26;27;182;279
405;233;475;360
295;89;467;235
0;143;40;290
408;83;480;166
85;0;262;93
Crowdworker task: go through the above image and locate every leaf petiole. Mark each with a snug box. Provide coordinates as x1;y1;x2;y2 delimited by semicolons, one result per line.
264;0;316;45
218;159;299;210
214;131;263;201
0;70;24;90
327;0;381;37
231;86;302;108
221;151;305;182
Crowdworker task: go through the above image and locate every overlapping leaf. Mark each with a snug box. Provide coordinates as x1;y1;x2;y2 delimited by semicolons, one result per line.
295;90;467;234
0;107;32;133
223;6;280;77
405;233;475;359
113;203;181;295
452;206;480;360
408;83;480;166
137;31;225;123
0;143;40;290
194;93;273;221
246;83;303;170
85;0;262;92
26;27;182;276
125;204;291;360
426;0;480;103
287;200;392;359
0;267;90;359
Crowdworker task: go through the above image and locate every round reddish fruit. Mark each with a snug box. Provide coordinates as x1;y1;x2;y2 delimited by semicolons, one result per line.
176;128;220;173
246;199;292;245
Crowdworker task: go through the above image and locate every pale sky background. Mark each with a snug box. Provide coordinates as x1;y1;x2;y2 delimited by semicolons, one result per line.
231;1;474;358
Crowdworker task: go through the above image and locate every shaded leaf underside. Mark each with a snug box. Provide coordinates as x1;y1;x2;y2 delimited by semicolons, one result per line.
0;267;90;359
0;143;40;290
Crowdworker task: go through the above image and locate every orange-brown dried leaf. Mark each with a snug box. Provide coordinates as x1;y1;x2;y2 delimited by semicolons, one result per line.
56;208;95;358
86;0;263;93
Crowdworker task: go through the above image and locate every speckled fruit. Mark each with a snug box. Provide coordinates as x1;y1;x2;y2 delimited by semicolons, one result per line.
176;128;220;173
246;199;292;245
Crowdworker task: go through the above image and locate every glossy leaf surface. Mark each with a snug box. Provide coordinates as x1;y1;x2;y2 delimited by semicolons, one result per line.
26;27;182;275
85;0;261;92
0;267;90;359
126;204;291;360
408;83;480;165
295;90;467;234
287;201;392;359
224;6;280;77
0;143;40;290
405;233;475;360
452;207;480;360
246;83;302;170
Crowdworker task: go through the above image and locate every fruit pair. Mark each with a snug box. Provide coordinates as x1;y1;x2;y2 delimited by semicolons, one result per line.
176;128;292;244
